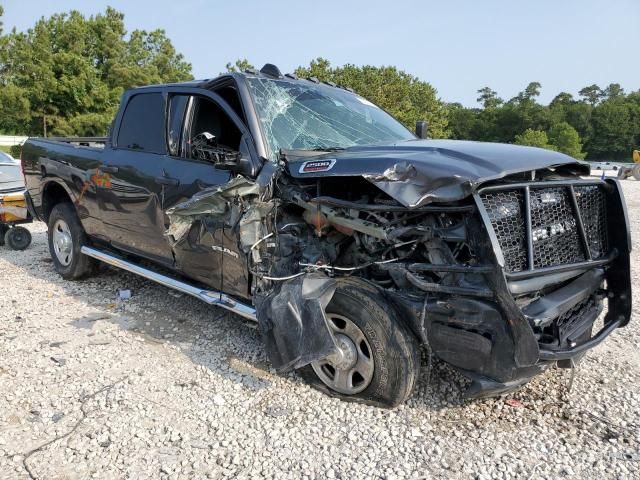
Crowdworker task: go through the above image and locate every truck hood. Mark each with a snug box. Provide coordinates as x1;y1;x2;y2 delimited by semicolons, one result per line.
286;139;590;207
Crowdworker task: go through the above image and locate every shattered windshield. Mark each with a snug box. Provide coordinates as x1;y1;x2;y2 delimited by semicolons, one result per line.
246;77;415;161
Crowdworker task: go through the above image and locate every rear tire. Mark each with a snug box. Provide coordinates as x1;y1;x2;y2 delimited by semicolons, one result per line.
299;278;421;408
5;226;32;250
47;202;95;279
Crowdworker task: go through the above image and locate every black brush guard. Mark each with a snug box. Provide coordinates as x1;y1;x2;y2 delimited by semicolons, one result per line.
474;178;632;366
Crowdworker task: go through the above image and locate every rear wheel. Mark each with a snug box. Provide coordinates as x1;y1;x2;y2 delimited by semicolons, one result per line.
299;279;421;408
47;202;95;279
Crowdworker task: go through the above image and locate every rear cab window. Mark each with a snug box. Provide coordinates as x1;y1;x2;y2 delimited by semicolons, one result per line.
117;93;166;154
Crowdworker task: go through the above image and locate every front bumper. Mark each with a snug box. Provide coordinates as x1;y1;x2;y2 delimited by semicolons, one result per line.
390;179;632;398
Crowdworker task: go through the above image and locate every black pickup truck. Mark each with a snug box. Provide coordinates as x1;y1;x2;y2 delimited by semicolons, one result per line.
22;64;632;407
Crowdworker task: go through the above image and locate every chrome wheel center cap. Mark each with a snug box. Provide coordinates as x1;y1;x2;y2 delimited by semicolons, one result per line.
329;334;358;370
52;219;74;266
57;234;72;253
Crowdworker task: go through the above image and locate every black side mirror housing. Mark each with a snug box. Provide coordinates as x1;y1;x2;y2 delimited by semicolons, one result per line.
416;120;428;139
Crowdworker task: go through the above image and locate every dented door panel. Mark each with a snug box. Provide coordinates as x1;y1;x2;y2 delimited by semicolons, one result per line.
171;217;250;299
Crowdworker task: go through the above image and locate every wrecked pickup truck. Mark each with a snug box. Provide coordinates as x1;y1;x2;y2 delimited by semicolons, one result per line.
22;64;632;407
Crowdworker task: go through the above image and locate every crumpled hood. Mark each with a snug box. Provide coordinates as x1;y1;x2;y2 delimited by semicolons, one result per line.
286;139;589;207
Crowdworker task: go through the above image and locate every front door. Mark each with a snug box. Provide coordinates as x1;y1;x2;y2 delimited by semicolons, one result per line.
161;93;254;299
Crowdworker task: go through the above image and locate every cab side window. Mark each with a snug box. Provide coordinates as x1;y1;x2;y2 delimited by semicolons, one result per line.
117;93;166;154
190;98;242;153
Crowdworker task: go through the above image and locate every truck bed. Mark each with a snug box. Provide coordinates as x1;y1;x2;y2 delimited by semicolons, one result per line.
43;137;107;148
21;137;107;217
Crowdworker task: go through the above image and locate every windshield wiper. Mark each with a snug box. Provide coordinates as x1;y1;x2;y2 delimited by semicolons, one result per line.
306;146;346;152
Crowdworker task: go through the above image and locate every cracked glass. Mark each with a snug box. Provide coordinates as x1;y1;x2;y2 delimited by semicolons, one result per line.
246;78;414;161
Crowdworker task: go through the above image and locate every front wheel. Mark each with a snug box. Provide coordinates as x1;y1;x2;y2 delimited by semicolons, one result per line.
47;202;95;279
299;279;421;408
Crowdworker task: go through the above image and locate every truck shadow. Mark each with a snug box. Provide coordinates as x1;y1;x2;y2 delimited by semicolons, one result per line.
4;225;471;412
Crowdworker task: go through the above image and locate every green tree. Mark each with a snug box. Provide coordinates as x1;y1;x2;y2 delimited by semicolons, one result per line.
579;84;604;106
547;122;586;159
603;83;624;100
447;103;482;140
587;100;635;160
513;82;542;104
476;87;503;109
0;84;31;133
549;92;574;108
489;82;550;143
0;7;192;136
514;129;556;150
548;92;593;145
225;58;254;73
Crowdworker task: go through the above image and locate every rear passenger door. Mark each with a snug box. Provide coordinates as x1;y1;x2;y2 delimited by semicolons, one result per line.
98;91;176;264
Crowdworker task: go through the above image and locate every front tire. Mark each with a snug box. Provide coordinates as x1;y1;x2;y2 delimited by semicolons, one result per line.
299;279;421;408
47;202;95;279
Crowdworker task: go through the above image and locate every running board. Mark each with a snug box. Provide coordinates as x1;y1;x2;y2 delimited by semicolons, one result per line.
80;246;257;321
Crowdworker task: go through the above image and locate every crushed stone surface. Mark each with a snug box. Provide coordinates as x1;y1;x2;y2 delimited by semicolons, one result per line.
1;182;639;479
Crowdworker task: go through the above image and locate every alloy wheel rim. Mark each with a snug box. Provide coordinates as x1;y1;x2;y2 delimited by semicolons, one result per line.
52;219;73;266
311;313;375;395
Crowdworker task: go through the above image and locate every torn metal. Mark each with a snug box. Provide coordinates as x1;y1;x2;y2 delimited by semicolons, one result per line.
256;273;339;371
165;176;261;243
285;139;591;207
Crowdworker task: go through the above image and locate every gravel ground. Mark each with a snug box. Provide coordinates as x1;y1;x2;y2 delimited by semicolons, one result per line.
1;182;639;480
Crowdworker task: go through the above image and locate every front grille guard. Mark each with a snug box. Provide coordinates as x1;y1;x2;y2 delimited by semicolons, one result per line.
472;178;632;366
476;179;616;279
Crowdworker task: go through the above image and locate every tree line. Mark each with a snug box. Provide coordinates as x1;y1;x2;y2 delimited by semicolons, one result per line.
1;7;638;161
0;7;192;137
448;82;640;160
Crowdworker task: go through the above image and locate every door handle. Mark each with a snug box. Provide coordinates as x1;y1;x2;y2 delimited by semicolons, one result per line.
155;176;179;186
101;166;119;173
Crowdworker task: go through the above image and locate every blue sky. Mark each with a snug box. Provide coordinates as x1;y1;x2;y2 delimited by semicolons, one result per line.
2;0;639;106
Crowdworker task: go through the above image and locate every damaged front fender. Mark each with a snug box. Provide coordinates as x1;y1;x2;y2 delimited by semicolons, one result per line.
255;273;339;372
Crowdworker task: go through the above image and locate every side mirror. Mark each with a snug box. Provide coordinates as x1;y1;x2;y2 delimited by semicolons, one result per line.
415;120;428;139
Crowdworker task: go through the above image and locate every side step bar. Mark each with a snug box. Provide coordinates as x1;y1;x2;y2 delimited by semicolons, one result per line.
80;246;257;321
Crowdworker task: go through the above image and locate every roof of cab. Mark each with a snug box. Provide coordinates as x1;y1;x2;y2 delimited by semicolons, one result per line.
127;64;355;93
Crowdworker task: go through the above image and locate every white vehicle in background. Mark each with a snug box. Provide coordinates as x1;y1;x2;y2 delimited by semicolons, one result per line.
0;150;33;250
616;150;640;180
590;161;621;171
0;151;24;194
